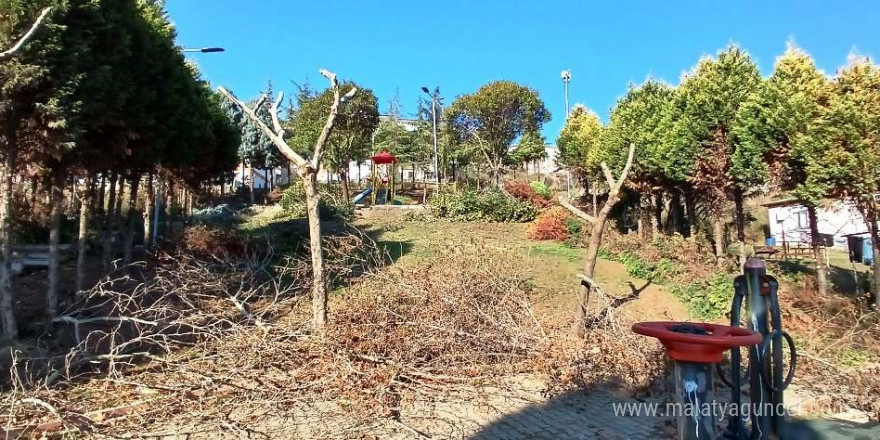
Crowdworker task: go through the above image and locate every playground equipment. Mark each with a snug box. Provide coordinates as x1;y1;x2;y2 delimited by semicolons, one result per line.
363;150;397;205
633;258;797;440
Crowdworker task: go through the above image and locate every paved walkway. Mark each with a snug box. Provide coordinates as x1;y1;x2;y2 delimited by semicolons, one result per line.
147;375;879;439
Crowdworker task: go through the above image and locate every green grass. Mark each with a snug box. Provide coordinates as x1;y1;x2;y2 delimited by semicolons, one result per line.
524;241;584;262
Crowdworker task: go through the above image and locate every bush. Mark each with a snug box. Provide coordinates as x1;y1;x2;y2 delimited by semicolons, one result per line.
430;188;538;223
505;180;551;208
669;272;733;320
527;207;571;241
529;181;551;199
280;182;354;221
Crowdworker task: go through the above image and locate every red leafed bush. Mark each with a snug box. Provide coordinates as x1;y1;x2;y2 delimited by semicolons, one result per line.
527;207;571;241
506;180;552;208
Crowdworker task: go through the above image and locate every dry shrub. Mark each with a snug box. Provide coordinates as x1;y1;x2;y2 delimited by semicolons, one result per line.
182;224;248;258
309;243;545;413
527;207;571;241
505;180;551;208
536;328;666;395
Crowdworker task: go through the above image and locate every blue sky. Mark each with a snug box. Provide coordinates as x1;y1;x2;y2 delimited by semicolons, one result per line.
167;0;880;144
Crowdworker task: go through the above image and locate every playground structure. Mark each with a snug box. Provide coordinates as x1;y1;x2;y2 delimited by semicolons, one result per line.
633;259;797;440
353;151;397;206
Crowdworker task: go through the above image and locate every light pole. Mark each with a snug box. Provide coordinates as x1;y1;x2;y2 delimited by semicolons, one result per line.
421;86;442;186
182;47;225;53
560;70;571;118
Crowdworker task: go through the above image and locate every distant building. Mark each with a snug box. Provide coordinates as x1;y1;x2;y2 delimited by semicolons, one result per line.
764;199;869;249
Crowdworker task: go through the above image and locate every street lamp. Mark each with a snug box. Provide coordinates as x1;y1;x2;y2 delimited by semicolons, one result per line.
421;86;442;186
560;70;571;118
182;47;225;53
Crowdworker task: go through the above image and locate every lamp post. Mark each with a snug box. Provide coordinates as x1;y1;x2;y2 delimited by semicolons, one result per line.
421;86;442;186
182;47;225;53
560;70;571;118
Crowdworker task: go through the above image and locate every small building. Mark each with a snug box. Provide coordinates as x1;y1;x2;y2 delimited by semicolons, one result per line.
764;199;867;249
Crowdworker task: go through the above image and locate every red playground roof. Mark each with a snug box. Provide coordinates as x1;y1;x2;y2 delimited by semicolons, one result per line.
372;150;397;164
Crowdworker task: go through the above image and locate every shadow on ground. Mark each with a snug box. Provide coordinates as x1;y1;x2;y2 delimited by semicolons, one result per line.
468;388;879;439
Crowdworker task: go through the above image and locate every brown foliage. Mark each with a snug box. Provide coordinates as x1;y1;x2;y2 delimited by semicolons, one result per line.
527;207;572;241
182;225;248;259
505;180;551;208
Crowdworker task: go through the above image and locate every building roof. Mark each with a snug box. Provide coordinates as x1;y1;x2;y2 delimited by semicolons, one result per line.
761;198;803;208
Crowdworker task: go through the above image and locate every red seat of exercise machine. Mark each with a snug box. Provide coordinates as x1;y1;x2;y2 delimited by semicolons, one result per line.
632;321;762;363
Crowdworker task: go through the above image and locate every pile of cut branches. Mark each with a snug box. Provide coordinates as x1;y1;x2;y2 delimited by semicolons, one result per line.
1;240;546;436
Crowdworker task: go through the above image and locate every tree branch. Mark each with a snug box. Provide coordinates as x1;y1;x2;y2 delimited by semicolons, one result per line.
616;143;636;192
217;87;310;170
558;195;597;224
311;69;357;171
0;7;51;62
603;143;636;195
600;163;616;189
270;91;285;135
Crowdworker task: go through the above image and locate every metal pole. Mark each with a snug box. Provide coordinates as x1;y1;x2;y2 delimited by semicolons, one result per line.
744;259;772;438
564;79;570;118
431;96;440;186
674;361;715;440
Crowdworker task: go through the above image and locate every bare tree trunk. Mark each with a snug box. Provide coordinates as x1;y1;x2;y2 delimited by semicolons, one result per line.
806;205;827;296
340;169;351;203
47;173;62;320
685;191;698;240
651;192;662;240
76;172;91;293
0;148;18;340
102;172;118;272
143;173;153;247
871;217;880;310
669;189;682;235
302;173;327;329
97;174;106;218
29;176;37;212
248;165;255;205
123;175;140;266
713;214;725;267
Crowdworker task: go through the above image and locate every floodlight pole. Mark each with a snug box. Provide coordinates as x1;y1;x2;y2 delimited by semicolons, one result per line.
422;87;441;186
561;70;572;118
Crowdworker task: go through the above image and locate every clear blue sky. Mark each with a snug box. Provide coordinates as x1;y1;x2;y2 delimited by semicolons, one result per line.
167;0;880;144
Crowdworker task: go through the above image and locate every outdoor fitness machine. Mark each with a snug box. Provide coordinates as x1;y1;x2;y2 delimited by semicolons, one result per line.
633;258;797;440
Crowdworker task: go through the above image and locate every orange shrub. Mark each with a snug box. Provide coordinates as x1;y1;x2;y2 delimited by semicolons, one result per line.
506;180;552;208
527;207;571;241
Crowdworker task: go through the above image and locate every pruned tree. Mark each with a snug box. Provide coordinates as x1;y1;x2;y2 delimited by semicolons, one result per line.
219;70;357;331
560;144;636;335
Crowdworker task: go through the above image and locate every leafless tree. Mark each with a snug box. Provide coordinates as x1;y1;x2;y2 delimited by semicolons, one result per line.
559;143;635;335
219;70;357;332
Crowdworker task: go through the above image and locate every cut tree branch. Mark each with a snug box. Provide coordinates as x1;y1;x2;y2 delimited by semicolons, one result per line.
0;7;52;62
217;87;309;169
311;70;357;170
558;195;597;224
270;91;285;135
